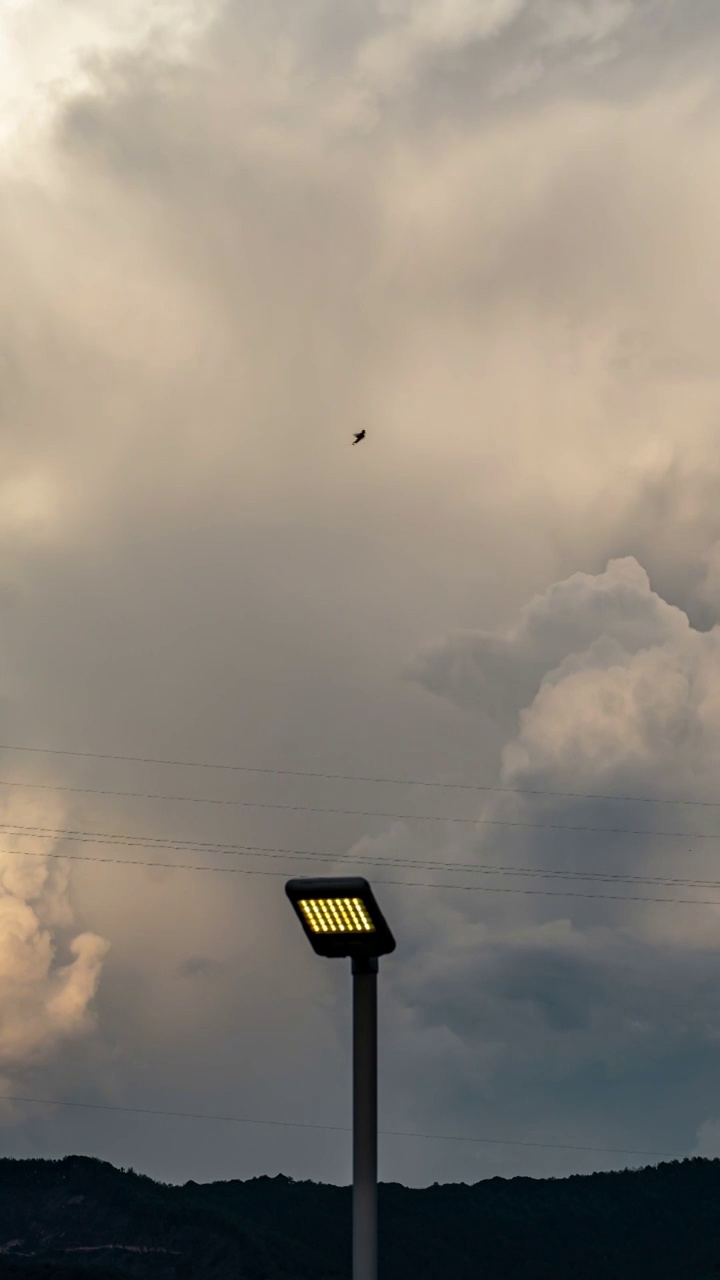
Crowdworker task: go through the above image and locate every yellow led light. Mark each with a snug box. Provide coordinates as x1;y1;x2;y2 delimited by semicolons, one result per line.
308;901;328;932
298;897;376;934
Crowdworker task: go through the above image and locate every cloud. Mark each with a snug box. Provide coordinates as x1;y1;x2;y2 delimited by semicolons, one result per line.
355;0;527;98
2;0;720;1188
410;556;688;718
695;542;720;613
341;0;686;126
0;789;109;1080
378;555;720;1173
539;0;638;49
0;0;216;162
490;561;720;803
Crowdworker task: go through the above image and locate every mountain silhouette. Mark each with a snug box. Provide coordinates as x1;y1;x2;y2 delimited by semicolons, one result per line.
0;1153;719;1277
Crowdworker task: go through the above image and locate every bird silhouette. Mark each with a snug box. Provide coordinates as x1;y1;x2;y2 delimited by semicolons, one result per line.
352;430;366;445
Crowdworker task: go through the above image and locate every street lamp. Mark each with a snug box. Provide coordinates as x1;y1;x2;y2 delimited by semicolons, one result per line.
285;875;396;1280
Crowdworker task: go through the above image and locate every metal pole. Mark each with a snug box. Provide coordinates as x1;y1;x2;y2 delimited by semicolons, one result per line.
352;955;378;1280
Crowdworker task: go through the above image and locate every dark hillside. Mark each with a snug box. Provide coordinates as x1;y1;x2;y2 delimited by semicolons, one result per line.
1;1154;720;1278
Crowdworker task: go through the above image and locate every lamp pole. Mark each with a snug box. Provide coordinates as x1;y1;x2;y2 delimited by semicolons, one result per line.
284;876;396;1280
353;955;378;1280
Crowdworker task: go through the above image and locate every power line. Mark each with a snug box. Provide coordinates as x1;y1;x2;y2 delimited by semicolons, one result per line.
7;843;720;907
1;778;720;844
0;741;717;811
0;1091;682;1161
4;820;720;891
0;817;713;867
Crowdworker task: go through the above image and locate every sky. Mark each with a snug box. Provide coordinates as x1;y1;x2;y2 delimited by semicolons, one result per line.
2;0;720;1191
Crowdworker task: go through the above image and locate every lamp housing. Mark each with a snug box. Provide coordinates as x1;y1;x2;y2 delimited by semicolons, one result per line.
285;876;396;960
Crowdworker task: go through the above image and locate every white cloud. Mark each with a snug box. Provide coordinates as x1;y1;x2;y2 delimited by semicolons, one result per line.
411;557;689;717
0;0;217;164
491;562;720;801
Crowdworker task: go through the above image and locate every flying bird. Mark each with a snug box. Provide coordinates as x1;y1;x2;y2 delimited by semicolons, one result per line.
352;430;366;445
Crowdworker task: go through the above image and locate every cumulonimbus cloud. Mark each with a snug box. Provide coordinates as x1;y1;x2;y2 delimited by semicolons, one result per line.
386;554;720;1163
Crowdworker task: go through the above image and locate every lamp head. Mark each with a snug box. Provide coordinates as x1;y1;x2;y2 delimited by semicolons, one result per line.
285;876;396;960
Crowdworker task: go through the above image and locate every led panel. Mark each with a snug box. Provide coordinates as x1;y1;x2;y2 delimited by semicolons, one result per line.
298;897;376;935
285;876;396;959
